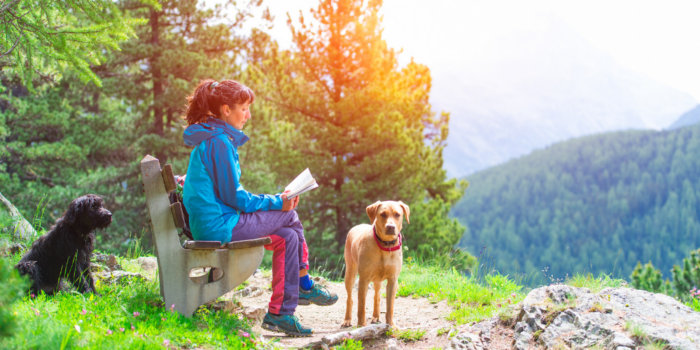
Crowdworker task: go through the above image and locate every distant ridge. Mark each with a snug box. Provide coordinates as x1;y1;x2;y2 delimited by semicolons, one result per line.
451;123;700;281
668;105;700;130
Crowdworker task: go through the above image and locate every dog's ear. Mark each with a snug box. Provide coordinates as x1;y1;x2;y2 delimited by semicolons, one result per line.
63;199;83;225
366;201;382;224
398;201;410;224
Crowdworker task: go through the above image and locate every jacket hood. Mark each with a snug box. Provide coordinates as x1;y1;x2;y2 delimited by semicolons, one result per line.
183;117;250;147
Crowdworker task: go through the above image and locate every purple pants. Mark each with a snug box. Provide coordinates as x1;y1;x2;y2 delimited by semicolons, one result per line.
231;210;309;315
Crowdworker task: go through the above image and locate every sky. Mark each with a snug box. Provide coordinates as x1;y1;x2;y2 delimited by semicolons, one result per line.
250;0;700;101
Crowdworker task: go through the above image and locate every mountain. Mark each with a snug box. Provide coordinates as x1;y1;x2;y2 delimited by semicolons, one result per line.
668;105;700;130
451;123;700;281
433;15;697;177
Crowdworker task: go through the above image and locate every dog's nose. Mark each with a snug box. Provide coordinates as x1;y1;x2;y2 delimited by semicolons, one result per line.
385;225;396;235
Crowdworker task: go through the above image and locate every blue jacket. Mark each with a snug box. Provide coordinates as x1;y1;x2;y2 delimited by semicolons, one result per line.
182;117;283;243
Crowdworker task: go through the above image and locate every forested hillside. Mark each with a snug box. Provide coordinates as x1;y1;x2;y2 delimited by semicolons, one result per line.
453;123;700;280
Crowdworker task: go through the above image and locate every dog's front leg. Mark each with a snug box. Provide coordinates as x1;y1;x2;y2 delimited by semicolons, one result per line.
371;281;381;324
356;277;370;327
385;277;399;328
83;269;100;295
342;262;357;327
73;265;97;295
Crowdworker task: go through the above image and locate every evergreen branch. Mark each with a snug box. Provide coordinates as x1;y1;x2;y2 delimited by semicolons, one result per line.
0;32;24;57
263;96;339;127
0;0;20;15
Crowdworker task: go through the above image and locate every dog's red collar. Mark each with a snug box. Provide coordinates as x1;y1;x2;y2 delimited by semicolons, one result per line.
373;226;402;252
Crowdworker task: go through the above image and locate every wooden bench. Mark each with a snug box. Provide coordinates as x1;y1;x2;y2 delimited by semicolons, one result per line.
140;155;270;317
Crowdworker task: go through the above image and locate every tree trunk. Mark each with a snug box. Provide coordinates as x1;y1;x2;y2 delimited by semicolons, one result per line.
150;9;166;164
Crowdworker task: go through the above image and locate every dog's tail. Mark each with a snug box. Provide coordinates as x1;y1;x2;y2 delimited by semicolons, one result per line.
15;261;43;285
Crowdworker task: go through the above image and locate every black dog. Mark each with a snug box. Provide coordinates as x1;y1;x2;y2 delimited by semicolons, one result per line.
16;194;112;296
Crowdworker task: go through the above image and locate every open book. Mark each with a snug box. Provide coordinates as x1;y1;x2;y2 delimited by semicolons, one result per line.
284;168;319;199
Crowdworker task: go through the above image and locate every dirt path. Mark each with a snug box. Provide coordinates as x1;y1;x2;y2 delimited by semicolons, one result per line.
226;274;457;349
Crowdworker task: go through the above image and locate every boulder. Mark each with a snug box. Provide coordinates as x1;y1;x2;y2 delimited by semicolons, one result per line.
512;285;700;349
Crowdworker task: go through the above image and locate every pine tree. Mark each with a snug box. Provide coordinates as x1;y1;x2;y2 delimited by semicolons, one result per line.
251;0;465;256
671;249;700;301
630;261;672;295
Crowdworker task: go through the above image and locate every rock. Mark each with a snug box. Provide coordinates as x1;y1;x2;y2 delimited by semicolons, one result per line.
234;286;263;298
96;270;144;284
444;331;484;350
241;306;266;323
0;243;25;257
90;263;106;273
93;254;118;269
513;285;700;349
136;257;158;273
207;300;234;312
385;338;399;350
312;276;328;286
602;332;636;349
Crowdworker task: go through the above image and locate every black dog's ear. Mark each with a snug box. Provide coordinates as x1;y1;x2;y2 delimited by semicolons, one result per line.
63;199;83;225
366;201;382;224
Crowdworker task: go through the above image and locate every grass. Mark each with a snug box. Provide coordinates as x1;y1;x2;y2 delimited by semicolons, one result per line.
332;339;363;350
397;261;525;324
565;272;627;292
387;328;426;341
2;264;259;349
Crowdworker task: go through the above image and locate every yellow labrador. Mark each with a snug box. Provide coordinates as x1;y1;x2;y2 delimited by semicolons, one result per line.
342;200;409;328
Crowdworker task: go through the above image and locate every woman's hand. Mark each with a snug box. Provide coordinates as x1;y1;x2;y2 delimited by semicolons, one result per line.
281;190;299;212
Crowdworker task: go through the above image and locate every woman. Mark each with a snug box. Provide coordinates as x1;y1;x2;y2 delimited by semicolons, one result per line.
181;79;337;337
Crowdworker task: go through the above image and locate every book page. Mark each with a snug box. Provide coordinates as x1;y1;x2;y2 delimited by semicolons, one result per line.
284;168;318;199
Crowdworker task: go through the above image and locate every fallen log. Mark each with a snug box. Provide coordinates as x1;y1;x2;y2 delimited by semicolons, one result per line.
300;323;391;349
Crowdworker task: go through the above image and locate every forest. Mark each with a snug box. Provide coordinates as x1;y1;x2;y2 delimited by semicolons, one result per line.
453;123;700;281
0;0;469;267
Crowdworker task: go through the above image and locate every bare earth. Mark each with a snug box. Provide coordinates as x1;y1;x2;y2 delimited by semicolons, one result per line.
228;274;457;349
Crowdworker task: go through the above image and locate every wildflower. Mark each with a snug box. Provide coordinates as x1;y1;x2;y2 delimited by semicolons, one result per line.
511;293;516;298
106;330;113;335
161;317;166;321
131;324;135;330
120;328;125;332
163;339;170;346
133;311;140;317
237;330;250;338
80;309;87;315
30;293;35;298
74;325;81;333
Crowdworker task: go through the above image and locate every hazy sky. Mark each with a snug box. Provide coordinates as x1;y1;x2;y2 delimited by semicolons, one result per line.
251;0;700;101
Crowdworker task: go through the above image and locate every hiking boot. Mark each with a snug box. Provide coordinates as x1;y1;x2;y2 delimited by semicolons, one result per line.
261;312;313;337
298;283;339;306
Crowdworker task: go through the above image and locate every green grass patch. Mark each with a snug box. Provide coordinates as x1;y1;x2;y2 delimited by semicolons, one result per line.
397;264;525;324
332;338;363;349
387;328;426;341
565;273;627;292
3;274;256;349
